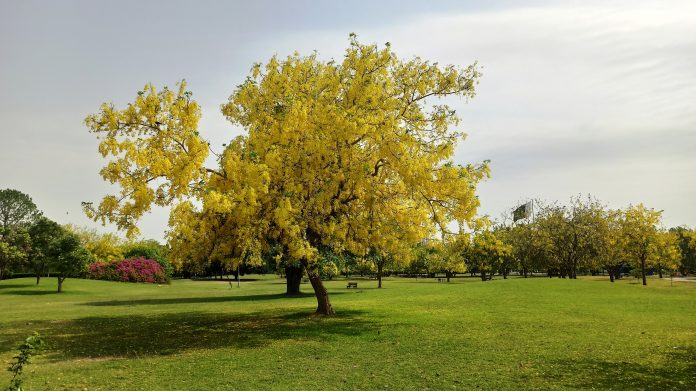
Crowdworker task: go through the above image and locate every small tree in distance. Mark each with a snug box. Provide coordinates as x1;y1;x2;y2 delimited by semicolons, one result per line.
28;217;63;285
669;226;696;276
622;204;661;286
466;230;511;281
51;232;93;293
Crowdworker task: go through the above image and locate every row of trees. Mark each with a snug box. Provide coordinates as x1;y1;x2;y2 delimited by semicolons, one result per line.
3;187;690;295
298;198;693;287
0;189;172;290
174;197;694;289
0;189;91;291
495;198;692;286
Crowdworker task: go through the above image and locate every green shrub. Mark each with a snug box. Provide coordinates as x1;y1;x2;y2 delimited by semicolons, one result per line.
6;332;44;391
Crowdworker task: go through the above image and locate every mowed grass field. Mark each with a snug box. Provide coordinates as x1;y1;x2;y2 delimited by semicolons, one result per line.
1;275;695;390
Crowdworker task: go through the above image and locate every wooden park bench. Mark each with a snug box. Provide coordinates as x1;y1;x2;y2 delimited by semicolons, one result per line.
347;281;358;289
301;278;309;284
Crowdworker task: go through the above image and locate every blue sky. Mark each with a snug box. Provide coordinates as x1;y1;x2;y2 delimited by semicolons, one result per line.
1;0;694;240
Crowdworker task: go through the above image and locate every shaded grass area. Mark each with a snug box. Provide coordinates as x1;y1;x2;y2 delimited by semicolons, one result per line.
552;346;696;390
1;276;695;390
1;310;370;361
81;292;325;306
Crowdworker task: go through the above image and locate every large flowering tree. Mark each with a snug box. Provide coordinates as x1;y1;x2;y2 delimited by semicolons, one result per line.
84;36;487;314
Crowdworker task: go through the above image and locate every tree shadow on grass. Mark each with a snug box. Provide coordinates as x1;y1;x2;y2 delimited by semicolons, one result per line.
1;309;373;362
81;291;348;306
0;290;57;296
552;346;696;390
0;283;32;290
190;277;261;282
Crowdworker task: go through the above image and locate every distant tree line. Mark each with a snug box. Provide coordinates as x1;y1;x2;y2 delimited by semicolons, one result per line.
0;189;172;290
4;188;693;292
1;189;90;291
491;196;692;285
173;195;694;289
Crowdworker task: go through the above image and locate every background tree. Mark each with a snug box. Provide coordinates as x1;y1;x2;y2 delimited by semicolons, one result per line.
166;200;265;284
535;197;605;278
85;36;487;315
466;230;511;281
535;205;570;277
0;227;30;280
65;225;125;263
410;244;434;277
366;243;414;288
690;233;696;272
506;222;546;278
595;209;628;282
262;240;305;295
0;189;41;279
424;236;468;282
282;259;305;295
670;226;696;276
492;226;518;279
621;204;661;286
0;189;41;230
319;260;339;281
28;217;64;284
650;230;681;279
50;232;93;292
338;251;359;278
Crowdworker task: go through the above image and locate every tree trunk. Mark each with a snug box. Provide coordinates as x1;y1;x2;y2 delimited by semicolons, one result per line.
57;276;64;293
446;271;451;283
36;274;41;285
377;263;383;288
305;267;334;315
285;264;303;295
480;271;487;281
609;269;615;282
640;256;647;286
657;265;663;279
297;223;335;314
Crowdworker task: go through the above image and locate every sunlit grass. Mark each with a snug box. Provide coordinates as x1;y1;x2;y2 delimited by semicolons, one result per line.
1;275;694;390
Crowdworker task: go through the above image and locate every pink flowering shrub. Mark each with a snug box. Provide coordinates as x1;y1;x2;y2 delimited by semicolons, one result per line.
88;257;168;283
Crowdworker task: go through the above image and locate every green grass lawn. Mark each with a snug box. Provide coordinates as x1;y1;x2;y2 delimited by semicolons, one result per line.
1;275;695;390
